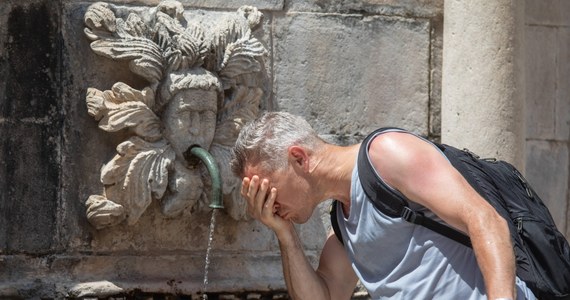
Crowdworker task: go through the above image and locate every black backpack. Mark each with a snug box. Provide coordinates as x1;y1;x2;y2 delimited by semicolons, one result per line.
331;127;570;300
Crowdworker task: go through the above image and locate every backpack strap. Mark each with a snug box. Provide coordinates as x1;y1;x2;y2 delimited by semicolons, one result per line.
330;200;344;245
358;128;473;248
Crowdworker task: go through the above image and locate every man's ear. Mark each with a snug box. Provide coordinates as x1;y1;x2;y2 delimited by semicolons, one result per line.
288;145;309;172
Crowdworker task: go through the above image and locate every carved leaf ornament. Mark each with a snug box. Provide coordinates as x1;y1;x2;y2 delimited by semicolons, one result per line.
101;137;175;225
84;1;267;229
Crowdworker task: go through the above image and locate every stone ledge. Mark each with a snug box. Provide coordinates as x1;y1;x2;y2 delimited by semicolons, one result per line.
1;282;370;300
0;252;321;297
71;0;285;11
286;0;443;18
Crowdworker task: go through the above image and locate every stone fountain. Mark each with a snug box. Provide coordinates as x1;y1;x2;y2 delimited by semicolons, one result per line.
83;0;267;230
71;1;271;297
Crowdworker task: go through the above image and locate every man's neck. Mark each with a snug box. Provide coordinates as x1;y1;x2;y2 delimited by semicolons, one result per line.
310;143;360;206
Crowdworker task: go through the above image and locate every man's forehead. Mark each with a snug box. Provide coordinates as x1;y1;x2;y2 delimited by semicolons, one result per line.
243;164;265;178
243;163;280;179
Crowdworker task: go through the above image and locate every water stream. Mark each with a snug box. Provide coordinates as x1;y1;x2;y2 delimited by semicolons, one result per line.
201;208;218;300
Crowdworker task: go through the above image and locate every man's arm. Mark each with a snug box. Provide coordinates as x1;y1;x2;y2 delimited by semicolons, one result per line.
369;132;516;300
316;230;360;300
242;176;358;300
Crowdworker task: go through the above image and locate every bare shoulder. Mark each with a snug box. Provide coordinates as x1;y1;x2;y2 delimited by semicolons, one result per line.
368;131;430;163
367;131;446;185
368;131;431;153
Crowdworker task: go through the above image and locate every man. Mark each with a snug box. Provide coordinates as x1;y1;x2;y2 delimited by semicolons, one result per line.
230;111;536;299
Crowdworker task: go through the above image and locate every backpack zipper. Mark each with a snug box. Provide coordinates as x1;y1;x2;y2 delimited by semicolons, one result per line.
515;217;523;235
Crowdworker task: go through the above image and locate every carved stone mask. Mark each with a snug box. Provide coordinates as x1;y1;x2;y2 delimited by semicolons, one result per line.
83;1;267;229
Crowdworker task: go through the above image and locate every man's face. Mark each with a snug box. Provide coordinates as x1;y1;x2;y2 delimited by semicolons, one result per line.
244;163;315;224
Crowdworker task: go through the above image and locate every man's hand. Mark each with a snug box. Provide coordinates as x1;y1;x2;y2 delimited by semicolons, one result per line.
241;175;291;234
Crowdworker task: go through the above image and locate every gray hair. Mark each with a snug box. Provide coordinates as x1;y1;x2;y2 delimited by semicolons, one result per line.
230;111;324;177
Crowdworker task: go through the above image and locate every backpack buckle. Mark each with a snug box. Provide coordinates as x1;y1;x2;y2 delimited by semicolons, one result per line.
401;207;426;225
401;206;420;224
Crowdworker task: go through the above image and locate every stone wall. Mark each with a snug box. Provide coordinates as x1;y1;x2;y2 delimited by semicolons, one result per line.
0;0;442;298
524;0;570;238
0;0;568;299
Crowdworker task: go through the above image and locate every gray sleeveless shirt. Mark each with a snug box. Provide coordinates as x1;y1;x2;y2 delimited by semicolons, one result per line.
335;132;536;299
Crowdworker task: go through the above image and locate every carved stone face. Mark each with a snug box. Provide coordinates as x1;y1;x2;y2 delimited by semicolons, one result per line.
162;88;218;161
84;2;267;228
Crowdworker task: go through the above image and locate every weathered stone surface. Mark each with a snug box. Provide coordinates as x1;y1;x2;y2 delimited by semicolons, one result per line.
10;2;324;295
442;1;526;168
525;140;569;232
27;4;324;294
183;0;284;10
80;1;268;228
0;252;298;297
90;0;285;11
59;1;152;250
0;285;19;299
59;1;275;250
274;13;430;137
559;200;570;241
1;1;59;120
287;0;443;17
525;25;558;140
557;27;570;140
524;0;570;241
561;1;570;26
429;18;443;140
0;0;61;253
68;281;123;298
526;26;570;141
0;123;60;253
525;0;562;26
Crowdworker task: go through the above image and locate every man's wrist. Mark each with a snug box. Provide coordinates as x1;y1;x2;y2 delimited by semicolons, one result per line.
274;221;296;241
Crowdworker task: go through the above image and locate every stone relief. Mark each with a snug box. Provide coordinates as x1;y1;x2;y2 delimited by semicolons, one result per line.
83;1;267;229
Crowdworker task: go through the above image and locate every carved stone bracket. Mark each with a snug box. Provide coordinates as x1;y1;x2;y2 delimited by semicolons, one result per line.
83;1;267;229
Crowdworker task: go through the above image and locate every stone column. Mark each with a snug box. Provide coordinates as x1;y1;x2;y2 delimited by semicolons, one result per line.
441;1;525;169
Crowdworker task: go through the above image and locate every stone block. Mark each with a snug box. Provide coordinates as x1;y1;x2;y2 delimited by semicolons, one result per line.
0;0;61;254
287;0;443;18
0;253;290;297
525;25;557;139
0;4;8;63
525;0;562;26
60;2;157;248
560;0;570;26
0;199;4;252
0;122;59;253
525;140;568;232
0;1;60;120
557;27;570;140
68;281;123;298
429;19;443;139
101;0;285;11
274;13;430;137
184;0;284;10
